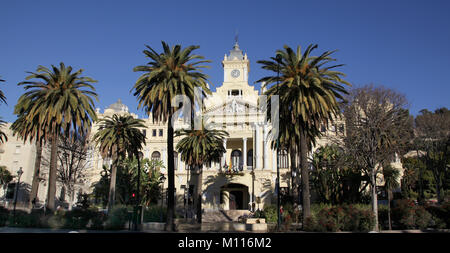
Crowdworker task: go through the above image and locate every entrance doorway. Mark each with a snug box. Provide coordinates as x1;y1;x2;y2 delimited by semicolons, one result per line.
220;183;249;210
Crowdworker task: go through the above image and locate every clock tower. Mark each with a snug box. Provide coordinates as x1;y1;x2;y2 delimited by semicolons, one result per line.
214;40;258;100
222;41;250;83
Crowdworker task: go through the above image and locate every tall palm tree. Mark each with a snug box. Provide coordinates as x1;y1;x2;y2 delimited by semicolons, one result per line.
382;164;400;230
0;76;6;105
132;41;211;230
175;127;228;223
93;114;146;212
257;44;350;220
16;63;98;211
0;77;7;143
0;118;7;144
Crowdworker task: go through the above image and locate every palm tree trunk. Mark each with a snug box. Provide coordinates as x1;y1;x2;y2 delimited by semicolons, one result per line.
47;132;58;212
166;112;175;231
107;157;117;213
388;190;392;230
300;130;310;220
195;166;203;223
29;141;42;208
289;147;296;197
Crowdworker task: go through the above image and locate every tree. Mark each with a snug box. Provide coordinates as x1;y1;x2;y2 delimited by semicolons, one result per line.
175;126;228;223
257;44;350;221
0;76;7;143
132;41;211;230
0;166;13;199
342;84;413;231
382;164;400;230
415;108;450;204
0;118;6;144
16;63;98;211
0;76;6;105
92;114;146;212
40;134;90;210
92;158;164;208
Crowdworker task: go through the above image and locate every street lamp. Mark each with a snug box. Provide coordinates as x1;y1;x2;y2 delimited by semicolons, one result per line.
275;53;282;230
13;167;24;222
134;151;144;231
159;174;166;222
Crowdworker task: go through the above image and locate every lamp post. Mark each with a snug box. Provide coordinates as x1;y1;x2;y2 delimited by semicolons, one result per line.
275;53;282;230
13;167;24;222
134;151;143;231
159;175;166;222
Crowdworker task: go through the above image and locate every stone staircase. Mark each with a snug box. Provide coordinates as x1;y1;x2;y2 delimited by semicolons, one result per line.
202;209;251;223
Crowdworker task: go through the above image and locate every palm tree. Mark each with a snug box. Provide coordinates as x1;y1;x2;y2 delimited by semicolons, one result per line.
382;164;400;230
93;114;146;212
0;118;7;144
0;77;7;144
257;44;350;220
132;41;211;230
175;127;228;223
0;76;6;105
16;63;98;211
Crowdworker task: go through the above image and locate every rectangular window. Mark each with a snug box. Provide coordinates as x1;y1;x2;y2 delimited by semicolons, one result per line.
159;129;163;137
152;129;157;137
231;89;240;96
15;145;21;154
142;129;146;137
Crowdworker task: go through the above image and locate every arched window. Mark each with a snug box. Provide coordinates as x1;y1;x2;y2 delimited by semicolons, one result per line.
231;149;243;171
151;151;161;161
278;150;289;169
247;149;253;169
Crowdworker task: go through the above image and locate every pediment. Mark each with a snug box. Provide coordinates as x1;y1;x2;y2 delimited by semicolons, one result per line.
204;98;260;115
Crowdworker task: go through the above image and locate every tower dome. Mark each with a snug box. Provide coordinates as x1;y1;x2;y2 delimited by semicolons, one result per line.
108;99;129;113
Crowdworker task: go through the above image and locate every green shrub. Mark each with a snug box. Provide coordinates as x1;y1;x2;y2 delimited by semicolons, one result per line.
377;205;390;230
303;216;316;232
252;209;264;219
262;204;277;223
104;206;129;230
63;208;96;229
46;213;66;229
0;207;9;227
425;202;450;229
392;199;433;229
7;210;42;228
143;206;166;222
88;210;107;230
304;204;375;232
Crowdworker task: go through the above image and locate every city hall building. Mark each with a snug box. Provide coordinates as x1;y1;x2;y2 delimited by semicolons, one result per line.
90;41;298;214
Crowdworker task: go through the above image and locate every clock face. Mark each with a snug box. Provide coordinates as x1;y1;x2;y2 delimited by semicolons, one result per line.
231;69;240;78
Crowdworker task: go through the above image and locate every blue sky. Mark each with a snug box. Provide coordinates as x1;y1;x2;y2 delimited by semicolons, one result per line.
1;0;449;122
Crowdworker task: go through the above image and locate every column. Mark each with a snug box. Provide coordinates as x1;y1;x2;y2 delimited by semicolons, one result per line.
222;190;229;210
255;123;262;170
242;137;247;170
178;153;183;172
263;126;269;170
162;148;167;168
